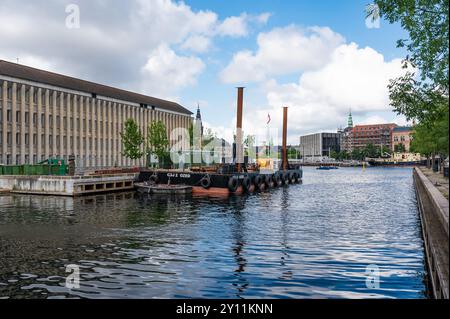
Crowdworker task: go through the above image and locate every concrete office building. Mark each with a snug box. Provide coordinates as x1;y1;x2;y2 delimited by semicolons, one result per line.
299;132;341;162
0;60;193;168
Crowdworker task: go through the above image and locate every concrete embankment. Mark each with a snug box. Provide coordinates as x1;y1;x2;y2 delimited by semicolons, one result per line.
413;167;449;299
0;174;137;196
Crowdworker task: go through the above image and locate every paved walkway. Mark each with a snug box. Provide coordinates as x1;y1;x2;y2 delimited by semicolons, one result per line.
420;167;449;199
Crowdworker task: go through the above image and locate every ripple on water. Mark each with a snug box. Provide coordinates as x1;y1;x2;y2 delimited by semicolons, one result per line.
0;167;427;298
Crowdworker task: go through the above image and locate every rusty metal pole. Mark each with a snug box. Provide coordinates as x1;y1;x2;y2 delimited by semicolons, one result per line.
282;106;288;171
236;87;244;172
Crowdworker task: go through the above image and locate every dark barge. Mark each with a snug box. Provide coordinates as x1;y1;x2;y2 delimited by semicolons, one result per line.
138;165;303;196
137;88;303;196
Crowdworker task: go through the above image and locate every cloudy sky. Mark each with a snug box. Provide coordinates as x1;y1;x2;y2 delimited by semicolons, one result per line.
0;0;411;144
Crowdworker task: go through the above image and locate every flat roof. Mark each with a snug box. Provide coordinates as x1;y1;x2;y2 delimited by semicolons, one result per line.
0;60;192;115
393;126;413;132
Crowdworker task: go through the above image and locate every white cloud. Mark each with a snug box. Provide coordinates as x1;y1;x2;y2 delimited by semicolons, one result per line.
254;12;272;25
359;115;392;125
220;25;345;83
215;42;411;144
181;35;212;53
141;44;205;98
216;13;250;37
0;0;269;98
215;12;271;38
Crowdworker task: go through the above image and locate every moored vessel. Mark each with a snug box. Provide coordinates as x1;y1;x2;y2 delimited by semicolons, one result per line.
138;88;303;196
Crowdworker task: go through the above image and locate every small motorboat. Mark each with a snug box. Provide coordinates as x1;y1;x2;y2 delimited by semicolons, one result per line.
135;182;192;195
316;166;339;170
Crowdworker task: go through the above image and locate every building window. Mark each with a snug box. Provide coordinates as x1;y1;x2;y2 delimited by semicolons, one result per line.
33;134;37;146
16;133;20;145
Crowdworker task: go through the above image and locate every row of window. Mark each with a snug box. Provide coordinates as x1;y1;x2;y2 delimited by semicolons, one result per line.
0;110;130;132
0;131;120;150
0;108;181;131
393;135;411;142
0;83;159;113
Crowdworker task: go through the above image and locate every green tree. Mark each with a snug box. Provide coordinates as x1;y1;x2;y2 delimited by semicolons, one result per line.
287;147;299;160
147;121;170;167
351;148;363;160
368;0;449;127
410;109;449;157
365;143;378;158
330;150;339;160
394;143;406;153
379;145;391;157
120;119;144;160
340;150;350;160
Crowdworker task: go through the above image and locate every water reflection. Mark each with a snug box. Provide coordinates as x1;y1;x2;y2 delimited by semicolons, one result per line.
0;167;427;298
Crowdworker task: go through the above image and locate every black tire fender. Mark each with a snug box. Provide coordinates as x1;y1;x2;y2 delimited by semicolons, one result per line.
242;175;251;192
200;174;211;189
228;176;239;193
272;173;280;186
288;171;295;184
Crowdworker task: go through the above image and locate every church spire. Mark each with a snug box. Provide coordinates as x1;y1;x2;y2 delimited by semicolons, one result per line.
195;102;203;136
196;103;202;121
347;109;353;128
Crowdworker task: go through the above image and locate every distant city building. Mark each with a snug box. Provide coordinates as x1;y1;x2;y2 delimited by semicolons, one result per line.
299;132;341;161
392;126;414;152
341;110;354;153
352;123;397;150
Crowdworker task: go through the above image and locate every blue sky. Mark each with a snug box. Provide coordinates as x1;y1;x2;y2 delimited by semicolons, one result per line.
181;0;409;134
0;0;411;143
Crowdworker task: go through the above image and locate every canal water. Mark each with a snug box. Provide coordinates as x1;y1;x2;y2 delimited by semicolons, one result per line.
0;167;427;299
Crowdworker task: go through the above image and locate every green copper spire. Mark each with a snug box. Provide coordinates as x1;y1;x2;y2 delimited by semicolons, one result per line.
347;109;353;128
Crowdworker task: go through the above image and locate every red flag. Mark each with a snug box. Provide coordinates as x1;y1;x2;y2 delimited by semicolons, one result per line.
267;113;271;124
